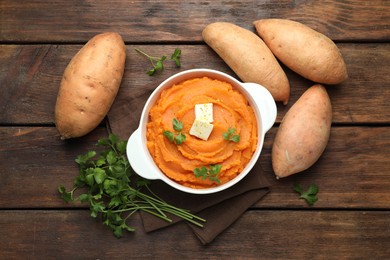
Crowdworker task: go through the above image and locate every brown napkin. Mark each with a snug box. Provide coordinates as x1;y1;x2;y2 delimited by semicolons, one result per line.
106;86;271;244
137;170;269;244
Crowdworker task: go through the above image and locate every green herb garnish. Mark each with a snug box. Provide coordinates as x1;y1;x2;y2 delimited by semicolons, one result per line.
294;183;319;206
58;134;205;237
172;118;183;131
223;127;240;143
170;48;181;67
194;164;222;184
135;48;181;75
135;48;166;76
163;118;186;145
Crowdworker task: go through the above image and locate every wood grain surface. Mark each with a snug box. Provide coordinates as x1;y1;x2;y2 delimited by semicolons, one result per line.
1;44;389;124
1;0;389;42
1;126;389;209
0;210;389;259
1;0;389;258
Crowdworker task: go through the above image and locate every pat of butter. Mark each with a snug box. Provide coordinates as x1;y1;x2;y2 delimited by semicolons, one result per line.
195;103;213;123
190;119;214;141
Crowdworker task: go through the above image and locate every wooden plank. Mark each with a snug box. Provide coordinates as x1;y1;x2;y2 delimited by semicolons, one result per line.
0;209;389;259
1;44;389;125
0;126;389;209
0;126;108;208
1;0;389;42
258;126;390;209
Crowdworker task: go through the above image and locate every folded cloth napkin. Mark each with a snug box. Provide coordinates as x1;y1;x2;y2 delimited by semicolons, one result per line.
137;170;269;244
107;94;271;244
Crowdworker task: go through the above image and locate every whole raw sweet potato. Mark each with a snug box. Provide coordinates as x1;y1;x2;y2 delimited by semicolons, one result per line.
55;32;126;139
202;22;290;104
253;19;347;85
272;84;332;178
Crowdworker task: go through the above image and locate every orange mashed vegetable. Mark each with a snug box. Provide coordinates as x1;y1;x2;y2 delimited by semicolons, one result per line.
146;77;258;189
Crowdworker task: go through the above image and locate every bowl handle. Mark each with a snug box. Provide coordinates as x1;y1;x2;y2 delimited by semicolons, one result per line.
241;83;277;133
126;128;161;180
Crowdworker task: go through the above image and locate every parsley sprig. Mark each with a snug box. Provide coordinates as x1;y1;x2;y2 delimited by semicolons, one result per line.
135;48;181;76
163;118;186;145
223;127;240;143
294;183;319;206
58;134;205;237
170;48;181;67
194;164;222;184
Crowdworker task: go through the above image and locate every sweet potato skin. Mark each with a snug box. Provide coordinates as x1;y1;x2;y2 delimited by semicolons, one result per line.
254;19;347;85
202;22;290;105
272;84;332;178
55;32;126;139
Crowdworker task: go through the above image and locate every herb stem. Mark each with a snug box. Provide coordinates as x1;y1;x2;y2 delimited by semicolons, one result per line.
134;48;159;61
58;134;205;237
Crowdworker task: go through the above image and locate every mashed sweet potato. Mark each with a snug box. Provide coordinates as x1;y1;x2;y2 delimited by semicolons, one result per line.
146;76;258;189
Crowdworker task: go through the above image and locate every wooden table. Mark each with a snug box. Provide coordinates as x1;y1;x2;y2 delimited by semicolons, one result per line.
1;1;389;258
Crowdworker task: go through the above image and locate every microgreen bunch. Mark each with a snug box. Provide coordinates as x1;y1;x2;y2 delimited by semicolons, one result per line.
223;127;240;143
58;134;204;237
163;118;186;145
194;164;222;184
135;48;181;76
294;183;319;206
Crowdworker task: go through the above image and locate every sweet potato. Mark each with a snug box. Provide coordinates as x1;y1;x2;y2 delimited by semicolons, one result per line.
202;22;290;105
253;19;347;85
55;32;126;139
272;84;332;178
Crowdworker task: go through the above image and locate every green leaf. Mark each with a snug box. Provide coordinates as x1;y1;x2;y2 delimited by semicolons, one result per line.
86;151;96;160
193;164;222;183
122;222;136;232
103;179;117;192
293;183;303;193
306;184;319;195
108;164;126;178
85;173;95;186
91;201;105;218
58;186;73;203
209;164;222;175
116;140;127;154
223;127;240;143
294;184;319;206
194;166;208;179
74;175;86;187
93;168;107;184
113;225;123;238
172;118;183;131
209;176;221;184
170;48;181;67
97;138;110;147
304;194;318;206
155;56;166;71
147;67;157;76
96;158;106;167
106;151;117;165
108;133;119;145
163;130;174;142
75;151;96;165
78;193;90;202
230;135;240;143
108;196;122;208
174;133;186;145
93;193;102;200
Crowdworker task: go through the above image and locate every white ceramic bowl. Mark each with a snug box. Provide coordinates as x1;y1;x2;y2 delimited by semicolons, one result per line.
127;69;276;194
